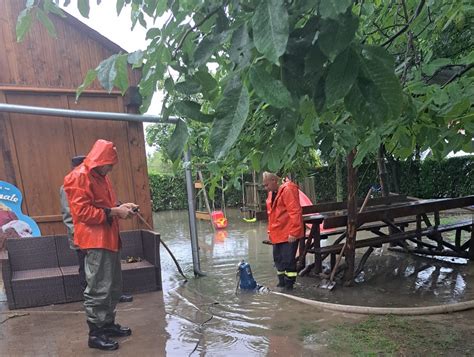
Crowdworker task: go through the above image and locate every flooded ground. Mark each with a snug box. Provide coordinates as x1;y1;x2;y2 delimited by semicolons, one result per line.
156;208;474;355
1;208;473;356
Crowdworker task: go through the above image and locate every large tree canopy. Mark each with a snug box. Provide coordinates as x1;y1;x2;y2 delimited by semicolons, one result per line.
19;0;473;183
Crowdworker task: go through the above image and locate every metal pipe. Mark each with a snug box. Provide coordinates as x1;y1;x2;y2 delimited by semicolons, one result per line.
184;149;206;277
0;103;179;124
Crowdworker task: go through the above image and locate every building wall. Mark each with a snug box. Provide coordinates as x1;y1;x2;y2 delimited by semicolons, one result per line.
0;0;140;89
0;1;152;235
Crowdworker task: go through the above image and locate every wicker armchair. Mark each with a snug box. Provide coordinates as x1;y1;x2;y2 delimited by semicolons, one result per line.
120;230;162;294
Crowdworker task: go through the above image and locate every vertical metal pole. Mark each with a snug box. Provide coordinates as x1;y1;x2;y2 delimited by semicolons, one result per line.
183;149;205;276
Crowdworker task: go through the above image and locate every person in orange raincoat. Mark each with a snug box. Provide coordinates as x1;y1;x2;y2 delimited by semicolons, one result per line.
63;139;138;351
263;172;304;290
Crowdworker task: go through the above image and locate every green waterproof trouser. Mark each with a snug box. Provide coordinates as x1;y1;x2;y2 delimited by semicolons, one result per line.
84;249;122;327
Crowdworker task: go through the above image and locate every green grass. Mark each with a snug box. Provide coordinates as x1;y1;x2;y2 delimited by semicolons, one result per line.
298;322;320;340
327;315;462;356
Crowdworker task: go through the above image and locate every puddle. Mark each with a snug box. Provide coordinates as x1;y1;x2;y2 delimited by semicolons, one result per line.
155;209;474;355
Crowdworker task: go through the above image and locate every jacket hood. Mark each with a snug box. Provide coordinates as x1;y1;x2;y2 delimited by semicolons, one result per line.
84;139;118;169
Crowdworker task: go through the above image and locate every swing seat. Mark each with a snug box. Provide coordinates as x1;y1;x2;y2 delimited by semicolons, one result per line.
211;211;228;229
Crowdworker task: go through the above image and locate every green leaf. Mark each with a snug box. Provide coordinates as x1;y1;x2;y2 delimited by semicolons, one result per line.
229;23;252;67
167;119;189;162
78;0;90;18
174;79;201;95
265;151;282;171
193;32;228;67
296;133;312;147
127;50;144;67
116;0;125;15
249;65;292;108
344;77;388;127
360;46;403;121
354;134;381;166
174;100;214;123
252;0;289;63
36;9;57;38
43;0;66;17
211;79;250;159
193;71;218;99
325;47;359;107
155;0;167;17
319;0;353;19
318;12;358;61
16;8;33;42
114;55;129;95
76;69;97;100
97;55;118;92
304;45;327;76
250;152;261;172
313;76;326;114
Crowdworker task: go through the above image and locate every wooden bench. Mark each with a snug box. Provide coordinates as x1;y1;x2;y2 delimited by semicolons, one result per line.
311;220;472;256
1;230;162;310
319;217;417;239
300;195;474;275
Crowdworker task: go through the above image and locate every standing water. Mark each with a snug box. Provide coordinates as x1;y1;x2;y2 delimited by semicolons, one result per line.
155;209;474;356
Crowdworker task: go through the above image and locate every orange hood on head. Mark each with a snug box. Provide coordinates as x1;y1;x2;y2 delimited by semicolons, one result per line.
84;139;118;169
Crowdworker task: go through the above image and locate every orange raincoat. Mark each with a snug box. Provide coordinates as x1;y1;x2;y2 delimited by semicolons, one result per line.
266;180;304;244
63;140;120;252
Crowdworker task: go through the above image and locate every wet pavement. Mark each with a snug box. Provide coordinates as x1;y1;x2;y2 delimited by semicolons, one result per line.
1;209;473;356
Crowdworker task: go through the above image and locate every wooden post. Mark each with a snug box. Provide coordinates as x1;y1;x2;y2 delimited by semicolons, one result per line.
344;149;357;283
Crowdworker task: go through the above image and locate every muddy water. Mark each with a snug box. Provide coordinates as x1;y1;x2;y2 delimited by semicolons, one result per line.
154;209;474;356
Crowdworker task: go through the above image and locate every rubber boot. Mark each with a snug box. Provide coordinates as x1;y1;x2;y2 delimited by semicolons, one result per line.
87;321;119;351
284;276;296;291
277;275;285;287
102;321;132;337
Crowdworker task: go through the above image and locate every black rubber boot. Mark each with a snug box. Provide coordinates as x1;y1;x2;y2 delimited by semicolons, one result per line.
277;275;285;287
102;322;132;337
87;321;119;350
284;276;296;291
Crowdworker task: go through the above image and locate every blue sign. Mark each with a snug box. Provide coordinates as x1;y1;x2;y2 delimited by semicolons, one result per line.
0;181;41;239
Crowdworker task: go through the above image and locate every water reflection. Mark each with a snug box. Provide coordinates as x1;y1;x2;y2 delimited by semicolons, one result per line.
154;209;474;355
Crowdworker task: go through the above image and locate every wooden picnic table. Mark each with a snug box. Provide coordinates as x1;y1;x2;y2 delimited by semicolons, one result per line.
299;195;474;278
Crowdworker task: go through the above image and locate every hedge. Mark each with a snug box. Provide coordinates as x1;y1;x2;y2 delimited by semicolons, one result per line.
148;157;473;211
148;172;243;212
309;156;474;202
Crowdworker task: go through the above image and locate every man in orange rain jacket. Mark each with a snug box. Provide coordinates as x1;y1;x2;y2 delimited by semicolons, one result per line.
263;172;304;290
64;139;138;351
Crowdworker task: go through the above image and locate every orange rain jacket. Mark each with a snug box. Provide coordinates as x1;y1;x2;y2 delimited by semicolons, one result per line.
266;180;304;244
63;140;120;252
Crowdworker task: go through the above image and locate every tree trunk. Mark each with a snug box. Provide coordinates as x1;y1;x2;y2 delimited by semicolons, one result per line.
344;149;357;283
376;145;390;197
335;155;343;202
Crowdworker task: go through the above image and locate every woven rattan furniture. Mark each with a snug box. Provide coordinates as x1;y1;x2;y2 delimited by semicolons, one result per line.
1;230;162;309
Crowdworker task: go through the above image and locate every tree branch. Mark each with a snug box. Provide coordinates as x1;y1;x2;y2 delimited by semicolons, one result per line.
173;4;227;58
441;64;474;88
381;0;426;47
